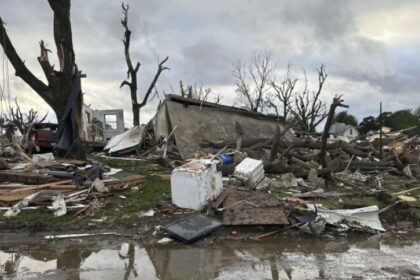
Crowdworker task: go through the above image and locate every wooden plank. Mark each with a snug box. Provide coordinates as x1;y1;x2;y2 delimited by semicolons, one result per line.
211;189;230;209
292;191;355;198
0;171;56;184
54;158;88;166
222;191;288;225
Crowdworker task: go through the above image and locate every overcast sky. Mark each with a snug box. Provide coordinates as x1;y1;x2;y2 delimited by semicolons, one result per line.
0;0;419;128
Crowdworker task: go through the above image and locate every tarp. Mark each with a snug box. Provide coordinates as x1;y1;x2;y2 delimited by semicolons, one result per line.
56;67;81;153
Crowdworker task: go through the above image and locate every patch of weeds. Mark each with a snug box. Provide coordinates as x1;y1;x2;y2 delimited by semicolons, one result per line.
0;209;77;231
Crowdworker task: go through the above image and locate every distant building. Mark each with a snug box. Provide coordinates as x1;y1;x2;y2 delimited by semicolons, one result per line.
329;122;359;141
82;104;124;142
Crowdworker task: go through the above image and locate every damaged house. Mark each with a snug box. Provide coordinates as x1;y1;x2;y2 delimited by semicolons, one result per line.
103;94;292;158
82;104;125;142
150;95;290;159
328;122;359;141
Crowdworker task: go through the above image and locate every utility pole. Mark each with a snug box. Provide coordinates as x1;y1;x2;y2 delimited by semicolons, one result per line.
379;102;383;161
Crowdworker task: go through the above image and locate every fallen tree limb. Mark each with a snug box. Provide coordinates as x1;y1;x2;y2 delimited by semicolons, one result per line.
255;222;304;239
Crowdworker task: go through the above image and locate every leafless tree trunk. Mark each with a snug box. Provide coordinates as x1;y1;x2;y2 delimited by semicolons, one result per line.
320;96;349;167
8;99;47;134
233;51;274;112
291;65;328;132
268;63;297;120
120;3;169;127
0;0;81;135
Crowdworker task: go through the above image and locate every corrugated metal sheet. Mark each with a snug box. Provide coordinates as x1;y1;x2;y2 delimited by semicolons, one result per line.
104;126;145;155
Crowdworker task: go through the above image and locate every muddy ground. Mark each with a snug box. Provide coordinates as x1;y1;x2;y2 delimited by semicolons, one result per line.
0;157;419;245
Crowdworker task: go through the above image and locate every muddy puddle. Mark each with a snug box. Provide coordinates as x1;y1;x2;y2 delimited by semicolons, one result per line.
1;231;419;279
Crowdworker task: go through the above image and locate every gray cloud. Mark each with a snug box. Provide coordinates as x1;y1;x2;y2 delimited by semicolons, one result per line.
279;0;356;41
0;0;419;126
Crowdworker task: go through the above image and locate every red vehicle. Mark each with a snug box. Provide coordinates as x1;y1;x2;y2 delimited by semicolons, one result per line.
22;122;58;153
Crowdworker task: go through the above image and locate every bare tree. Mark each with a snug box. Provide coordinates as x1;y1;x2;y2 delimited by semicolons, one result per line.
8;99;47;134
0;0;82;137
291;65;328;132
178;81;222;104
233;51;274;112
267;63;297;120
120;3;169;127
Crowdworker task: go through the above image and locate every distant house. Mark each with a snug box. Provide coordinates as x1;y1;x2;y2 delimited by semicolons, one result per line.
329;122;359;141
82;104;125;142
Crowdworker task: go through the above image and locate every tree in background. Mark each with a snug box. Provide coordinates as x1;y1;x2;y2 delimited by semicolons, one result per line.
290;65;328;132
358;116;379;135
386;109;418;131
376;111;393;128
8;99;47;134
178;81;222;104
120;3;169;127
333;111;358;127
359;108;420;135
233;51;274;112
414;106;420;117
267;63;297;120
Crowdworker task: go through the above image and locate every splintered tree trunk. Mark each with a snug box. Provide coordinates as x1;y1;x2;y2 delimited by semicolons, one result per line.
320;96;349;167
0;0;82;141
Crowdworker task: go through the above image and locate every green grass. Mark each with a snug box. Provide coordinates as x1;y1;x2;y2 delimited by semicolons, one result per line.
92;174;171;222
0;157;171;231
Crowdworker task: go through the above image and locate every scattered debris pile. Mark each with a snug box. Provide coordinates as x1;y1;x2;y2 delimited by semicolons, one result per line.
0;136;144;217
101;96;419;184
156;144;419;243
1;95;419;245
92;96;420;243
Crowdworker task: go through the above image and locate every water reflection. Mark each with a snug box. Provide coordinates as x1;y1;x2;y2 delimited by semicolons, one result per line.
0;233;419;279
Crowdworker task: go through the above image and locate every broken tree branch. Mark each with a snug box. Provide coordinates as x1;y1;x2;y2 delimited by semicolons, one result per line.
138;56;169;108
0;18;52;104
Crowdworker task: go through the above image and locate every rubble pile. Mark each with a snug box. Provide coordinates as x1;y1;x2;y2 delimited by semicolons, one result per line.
1;95;419;244
0;136;17;164
92;99;420;243
154;127;420;243
0;136;144;218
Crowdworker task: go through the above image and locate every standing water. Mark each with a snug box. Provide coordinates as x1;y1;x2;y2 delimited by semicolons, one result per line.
0;231;419;279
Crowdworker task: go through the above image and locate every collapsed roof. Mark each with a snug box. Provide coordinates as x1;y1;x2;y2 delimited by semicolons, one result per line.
152;94;290;159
